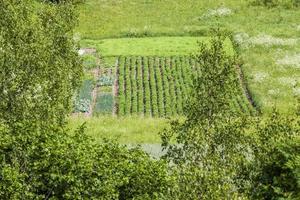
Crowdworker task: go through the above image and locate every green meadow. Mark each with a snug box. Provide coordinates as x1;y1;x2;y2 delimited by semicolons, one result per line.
73;0;300;143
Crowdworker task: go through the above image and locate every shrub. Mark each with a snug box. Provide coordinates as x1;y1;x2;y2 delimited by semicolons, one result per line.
0;124;173;199
247;113;300;199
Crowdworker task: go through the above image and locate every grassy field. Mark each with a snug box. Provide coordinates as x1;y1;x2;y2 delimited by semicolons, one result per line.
77;0;300;113
73;0;300;143
81;37;205;57
77;1;299;39
68;116;168;143
81;37;235;57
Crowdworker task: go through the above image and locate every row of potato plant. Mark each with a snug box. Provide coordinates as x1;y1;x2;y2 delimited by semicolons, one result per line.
116;56;256;117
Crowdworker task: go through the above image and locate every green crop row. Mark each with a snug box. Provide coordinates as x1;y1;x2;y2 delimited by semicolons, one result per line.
115;56;255;117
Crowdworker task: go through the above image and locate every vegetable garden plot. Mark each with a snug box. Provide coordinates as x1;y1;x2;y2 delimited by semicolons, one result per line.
82;54;98;69
116;56;257;117
94;93;114;115
74;79;94;113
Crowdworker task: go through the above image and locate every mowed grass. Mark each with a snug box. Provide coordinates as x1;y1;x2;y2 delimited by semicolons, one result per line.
68;116;169;144
81;37;205;57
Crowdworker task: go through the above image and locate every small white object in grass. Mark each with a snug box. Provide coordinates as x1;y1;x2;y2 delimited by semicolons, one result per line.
293;88;300;96
247;34;298;46
276;54;300;68
278;77;299;86
78;49;85;56
203;7;232;18
235;33;298;47
253;72;268;83
234;32;249;44
268;89;280;95
233;32;250;48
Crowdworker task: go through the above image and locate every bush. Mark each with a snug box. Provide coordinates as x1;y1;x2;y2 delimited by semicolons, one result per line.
254;138;300;199
0;124;174;199
247;113;300;199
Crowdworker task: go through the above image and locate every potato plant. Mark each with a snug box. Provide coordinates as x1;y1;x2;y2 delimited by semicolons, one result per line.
115;55;255;117
143;57;152;116
149;57;158;117
118;57;126;116
155;58;164;116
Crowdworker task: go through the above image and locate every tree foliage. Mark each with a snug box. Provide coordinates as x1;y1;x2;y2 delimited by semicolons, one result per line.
0;1;173;199
161;35;300;199
184;34;240;125
0;125;173;199
0;0;82;128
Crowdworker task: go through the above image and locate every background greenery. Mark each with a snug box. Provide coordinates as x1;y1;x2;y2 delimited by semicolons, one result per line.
77;0;300;113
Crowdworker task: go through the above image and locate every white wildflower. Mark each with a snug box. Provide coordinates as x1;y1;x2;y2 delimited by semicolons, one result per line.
234;32;249;44
276;54;300;68
253;72;268;82
203;7;232;18
278;77;299;86
293;88;300;96
268;89;280;95
247;34;298;46
233;32;250;48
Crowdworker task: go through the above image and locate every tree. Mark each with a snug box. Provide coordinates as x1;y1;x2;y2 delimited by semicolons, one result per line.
0;0;83;128
248;111;300;199
161;34;300;199
0;1;175;199
161;35;250;199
